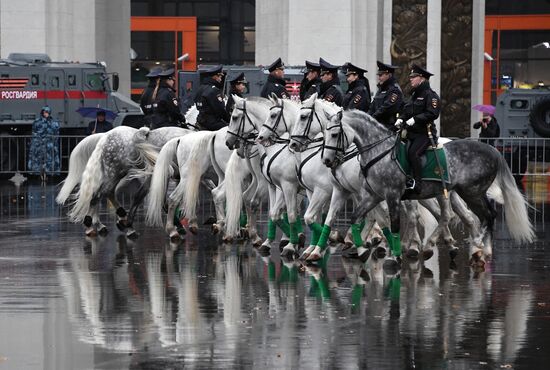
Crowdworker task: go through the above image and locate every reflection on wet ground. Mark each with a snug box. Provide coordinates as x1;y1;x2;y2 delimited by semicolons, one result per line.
0;182;549;369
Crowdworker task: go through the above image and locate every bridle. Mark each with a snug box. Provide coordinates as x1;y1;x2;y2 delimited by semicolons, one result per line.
262;103;290;144
290;103;323;147
227;100;258;146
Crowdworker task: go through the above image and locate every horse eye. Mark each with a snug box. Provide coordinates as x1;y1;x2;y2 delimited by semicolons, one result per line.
300;114;308;119
270;112;277;118
331;133;338;138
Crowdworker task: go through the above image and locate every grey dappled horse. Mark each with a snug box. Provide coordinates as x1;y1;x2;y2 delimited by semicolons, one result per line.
320;108;534;268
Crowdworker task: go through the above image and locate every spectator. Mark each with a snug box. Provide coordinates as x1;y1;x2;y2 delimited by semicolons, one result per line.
86;110;113;135
27;106;60;181
473;113;500;147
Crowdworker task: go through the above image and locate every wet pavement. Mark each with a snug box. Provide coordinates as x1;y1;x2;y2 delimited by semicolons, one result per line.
1;181;550;370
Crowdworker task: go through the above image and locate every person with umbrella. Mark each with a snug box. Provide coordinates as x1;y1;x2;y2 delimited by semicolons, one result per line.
86;110;113;135
472;104;500;147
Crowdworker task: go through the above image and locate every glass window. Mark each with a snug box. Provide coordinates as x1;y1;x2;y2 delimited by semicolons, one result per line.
31;74;39;86
50;76;60;88
67;74;76;86
86;72;104;90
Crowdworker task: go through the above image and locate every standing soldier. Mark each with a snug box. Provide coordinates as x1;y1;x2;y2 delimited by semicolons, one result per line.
368;61;403;128
195;65;230;131
299;60;321;101
342;62;371;112
140;67;161;128
395;64;441;193
226;72;247;116
318;58;343;106
261;57;290;99
150;68;185;129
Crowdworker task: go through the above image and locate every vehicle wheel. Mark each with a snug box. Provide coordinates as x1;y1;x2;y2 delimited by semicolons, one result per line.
529;96;550;137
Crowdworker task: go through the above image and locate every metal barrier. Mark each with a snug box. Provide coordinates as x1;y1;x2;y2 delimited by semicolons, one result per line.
0;134;85;174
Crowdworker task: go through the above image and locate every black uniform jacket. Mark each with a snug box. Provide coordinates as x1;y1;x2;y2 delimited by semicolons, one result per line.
319;77;344;106
225;89;243;117
368;76;403;127
150;82;184;129
260;75;290;99
195;77;230;128
342;78;371;113
299;76;320;101
401;81;441;137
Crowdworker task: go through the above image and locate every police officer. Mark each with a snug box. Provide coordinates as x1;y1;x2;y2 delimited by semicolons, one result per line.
225;72;247;116
260;57;290;99
140;67;162;128
342;62;371;112
299;60;321;101
395;64;441;193
195;65;230;131
318;58;343;106
150;68;185;129
368;61;403;128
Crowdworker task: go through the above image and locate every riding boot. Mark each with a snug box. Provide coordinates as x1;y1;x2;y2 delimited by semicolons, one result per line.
410;157;423;194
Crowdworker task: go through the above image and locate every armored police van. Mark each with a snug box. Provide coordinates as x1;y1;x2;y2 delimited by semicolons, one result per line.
0;53;143;135
494;87;550;175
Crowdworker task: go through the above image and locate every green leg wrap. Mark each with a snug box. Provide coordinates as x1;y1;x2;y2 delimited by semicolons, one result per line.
295;218;304;234
382;227;392;247
174;206;181;226
389;276;401;301
391;232;402;257
351;223;363;248
351;284;364;311
275;218;290;237
239;212;248;228
359;219;366;230
267;219;276;240
316;224;332;250
289;221;299;244
318;276;330;299
268;260;276;281
279;264;289;283
308;222;323;245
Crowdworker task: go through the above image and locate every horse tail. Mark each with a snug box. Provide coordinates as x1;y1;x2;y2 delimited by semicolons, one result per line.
209;134;225;183
56;134;103;205
129;127;159;181
486;179;504;204
496;156;535;243
68;134;109;222
225;151;249;237
145;137;179;226
180;132;216;220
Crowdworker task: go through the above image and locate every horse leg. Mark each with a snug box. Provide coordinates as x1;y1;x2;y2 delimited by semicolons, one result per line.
401;201;422;259
211;181;226;236
165;200;181;240
84;199;100;237
94;195;109;235
383;197;403;272
280;182;299;259
423;195;453;260
459;194;496;268
125;177;151;238
301;189;330;260
259;186;284;253
449;191;482;259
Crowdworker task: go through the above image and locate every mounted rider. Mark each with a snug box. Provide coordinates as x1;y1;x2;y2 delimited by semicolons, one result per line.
318;58;344;106
395;64;441;193
368;61;403;129
140;67;162;128
261;57;290;99
150;68;186;129
342;62;371;113
299;60;321;102
195;65;230;131
226;72;247;116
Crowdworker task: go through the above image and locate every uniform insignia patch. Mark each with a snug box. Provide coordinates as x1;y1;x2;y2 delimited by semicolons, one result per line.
432;98;438;108
173;99;178;106
390;93;398;103
217;95;223;102
353;94;361;104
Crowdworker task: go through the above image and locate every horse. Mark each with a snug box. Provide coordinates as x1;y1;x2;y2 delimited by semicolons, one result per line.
64;126;191;236
318;106;535;267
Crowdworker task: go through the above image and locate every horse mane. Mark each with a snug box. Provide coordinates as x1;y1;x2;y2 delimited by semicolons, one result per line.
315;98;341;113
244;96;272;108
343;109;391;134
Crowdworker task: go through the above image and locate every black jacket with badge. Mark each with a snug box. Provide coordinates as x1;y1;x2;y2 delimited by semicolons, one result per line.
299;75;320;101
150;82;184;129
261;75;290;99
342;78;371;112
319;77;344;106
368;76;403;127
401;80;440;137
195;77;230;130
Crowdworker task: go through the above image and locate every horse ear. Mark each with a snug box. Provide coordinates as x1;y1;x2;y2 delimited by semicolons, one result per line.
304;92;317;106
233;94;242;104
337;110;343;121
269;92;279;104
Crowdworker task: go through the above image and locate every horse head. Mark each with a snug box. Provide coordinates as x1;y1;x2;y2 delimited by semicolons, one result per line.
321;109;348;168
226;96;269;150
257;94;300;147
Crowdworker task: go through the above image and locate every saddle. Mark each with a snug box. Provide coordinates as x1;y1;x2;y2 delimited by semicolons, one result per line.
395;141;450;183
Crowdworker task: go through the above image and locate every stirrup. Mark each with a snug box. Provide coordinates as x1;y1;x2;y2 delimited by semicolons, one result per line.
405;177;416;190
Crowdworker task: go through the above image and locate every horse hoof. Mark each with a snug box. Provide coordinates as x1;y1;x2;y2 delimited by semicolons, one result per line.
85;229;97;237
279;239;290;249
370;237;382;248
169;231;181;241
211;224;220;235
471;250;483;261
406;249;419;260
97;226;108;236
422;249;434;260
116;220;127;231
358;249;370;263
240;228;250;240
189;226;199;235
449;247;459;260
258;243;271;254
359;269;371;282
281;247;295;259
342;247;358;259
306;252;322;262
422;267;434;278
126;229;139;239
252;237;263;247
374;246;386;259
298;233;306;249
383;259;401;274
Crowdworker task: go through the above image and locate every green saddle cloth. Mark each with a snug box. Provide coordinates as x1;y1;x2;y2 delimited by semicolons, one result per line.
396;141;450;183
